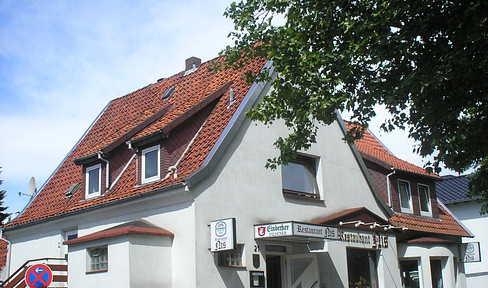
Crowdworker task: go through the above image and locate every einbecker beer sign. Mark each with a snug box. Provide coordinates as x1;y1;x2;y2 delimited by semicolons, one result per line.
210;218;236;252
254;222;339;240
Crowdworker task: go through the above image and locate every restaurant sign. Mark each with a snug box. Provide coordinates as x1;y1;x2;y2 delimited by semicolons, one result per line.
210;218;236;252
254;222;339;240
339;230;388;249
462;242;481;262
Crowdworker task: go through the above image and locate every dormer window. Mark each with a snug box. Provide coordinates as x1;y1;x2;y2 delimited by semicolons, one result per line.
418;184;432;216
142;145;160;183
398;180;413;213
86;164;101;199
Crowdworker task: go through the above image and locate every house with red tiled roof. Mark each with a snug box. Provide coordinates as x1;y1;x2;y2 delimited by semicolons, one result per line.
0;54;469;288
346;122;472;288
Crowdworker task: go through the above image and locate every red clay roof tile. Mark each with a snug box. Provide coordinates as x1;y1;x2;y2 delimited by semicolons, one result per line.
344;122;439;178
7;56;267;228
389;203;471;237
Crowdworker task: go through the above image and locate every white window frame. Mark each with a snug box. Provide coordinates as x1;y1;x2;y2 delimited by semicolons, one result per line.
218;244;244;267
281;154;320;199
87;245;108;272
141;145;160;184
418;184;432;216
398;180;413;214
400;258;422;288
85;164;101;199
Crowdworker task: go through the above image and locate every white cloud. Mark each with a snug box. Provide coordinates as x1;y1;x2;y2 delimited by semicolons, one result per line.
0;0;234;215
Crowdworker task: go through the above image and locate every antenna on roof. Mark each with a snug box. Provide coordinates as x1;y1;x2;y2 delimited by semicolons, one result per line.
19;176;36;197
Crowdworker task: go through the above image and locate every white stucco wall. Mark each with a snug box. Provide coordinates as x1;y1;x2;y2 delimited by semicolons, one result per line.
68;238;130;288
447;201;488;287
398;243;465;288
190;100;394;288
5;184;196;287
129;235;173;287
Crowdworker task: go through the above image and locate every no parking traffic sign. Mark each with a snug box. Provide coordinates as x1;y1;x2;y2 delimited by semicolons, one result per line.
25;264;53;288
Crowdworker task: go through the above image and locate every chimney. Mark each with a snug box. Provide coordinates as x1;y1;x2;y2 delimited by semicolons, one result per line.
185;57;201;71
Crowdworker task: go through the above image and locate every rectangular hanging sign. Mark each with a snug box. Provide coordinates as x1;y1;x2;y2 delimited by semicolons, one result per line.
462;242;481;262
210;218;236;252
254;222;338;240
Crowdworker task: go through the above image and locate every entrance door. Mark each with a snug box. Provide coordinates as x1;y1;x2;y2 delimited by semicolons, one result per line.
286;254;319;288
266;255;282;288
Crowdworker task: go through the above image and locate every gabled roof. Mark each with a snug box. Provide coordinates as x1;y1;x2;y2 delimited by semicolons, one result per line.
312;207;389;231
63;219;173;245
344;122;439;178
345;121;470;237
7;55;268;229
436;175;471;204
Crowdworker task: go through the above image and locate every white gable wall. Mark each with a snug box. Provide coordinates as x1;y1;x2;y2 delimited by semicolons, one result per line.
447;201;488;287
190;97;395;287
5;184;197;287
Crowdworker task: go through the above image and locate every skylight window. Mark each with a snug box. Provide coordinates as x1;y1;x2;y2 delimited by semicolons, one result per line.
161;87;175;100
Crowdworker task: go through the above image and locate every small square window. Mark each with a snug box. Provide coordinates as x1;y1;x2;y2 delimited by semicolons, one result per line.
281;156;319;198
218;244;244;267
86;164;101;198
418;184;431;216
398;180;413;213
142;145;160;183
87;246;108;272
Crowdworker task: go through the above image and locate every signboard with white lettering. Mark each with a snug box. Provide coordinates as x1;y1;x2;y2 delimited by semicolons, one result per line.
210;218;236;252
254;222;339;240
462;242;481;262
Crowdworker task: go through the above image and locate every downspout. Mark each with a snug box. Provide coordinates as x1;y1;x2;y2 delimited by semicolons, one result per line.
97;152;109;193
386;168;396;207
0;229;11;279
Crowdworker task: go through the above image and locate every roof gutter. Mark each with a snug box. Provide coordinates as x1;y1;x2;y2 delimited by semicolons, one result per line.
184;60;274;188
4;182;186;232
97;152;109;193
386;168;396;207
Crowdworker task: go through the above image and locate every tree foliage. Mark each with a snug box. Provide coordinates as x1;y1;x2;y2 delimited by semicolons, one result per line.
222;0;488;212
0;168;10;223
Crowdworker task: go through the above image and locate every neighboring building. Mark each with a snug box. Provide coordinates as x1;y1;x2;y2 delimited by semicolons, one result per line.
347;122;473;288
0;55;470;288
437;175;488;287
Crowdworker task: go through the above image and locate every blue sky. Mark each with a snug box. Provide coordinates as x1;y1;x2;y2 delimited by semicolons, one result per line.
0;1;456;220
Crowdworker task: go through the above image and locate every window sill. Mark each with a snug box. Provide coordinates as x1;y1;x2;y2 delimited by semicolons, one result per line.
283;190;322;201
86;269;108;274
219;265;247;269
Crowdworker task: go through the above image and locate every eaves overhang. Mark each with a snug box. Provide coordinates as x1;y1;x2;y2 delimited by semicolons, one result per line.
336;113;393;218
184;61;274;188
4;182;186;232
73;152;99;166
130;81;233;149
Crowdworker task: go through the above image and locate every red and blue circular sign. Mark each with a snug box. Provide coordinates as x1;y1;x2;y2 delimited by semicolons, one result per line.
25;264;53;288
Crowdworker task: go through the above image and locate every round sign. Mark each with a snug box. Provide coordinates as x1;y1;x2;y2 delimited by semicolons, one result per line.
25;264;53;288
215;221;227;237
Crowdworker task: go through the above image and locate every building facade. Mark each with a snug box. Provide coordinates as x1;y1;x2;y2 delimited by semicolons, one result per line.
437;175;488;287
1;56;469;288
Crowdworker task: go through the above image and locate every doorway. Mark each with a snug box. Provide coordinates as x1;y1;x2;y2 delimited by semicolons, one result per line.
266;255;282;288
286;254;319;288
